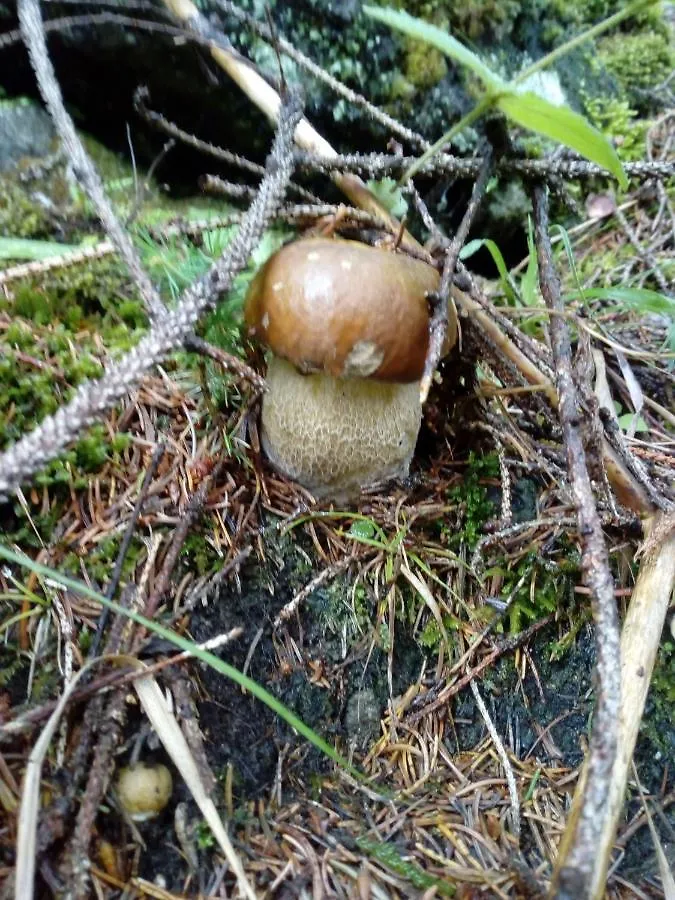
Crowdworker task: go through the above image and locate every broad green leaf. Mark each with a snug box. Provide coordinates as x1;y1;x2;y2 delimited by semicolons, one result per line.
497;92;628;189
348;518;376;540
618;412;648;433
0;236;83;261
363;6;505;93
366;177;408;218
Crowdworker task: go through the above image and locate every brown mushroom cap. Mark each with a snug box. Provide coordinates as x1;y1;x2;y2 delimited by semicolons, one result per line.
244;237;454;383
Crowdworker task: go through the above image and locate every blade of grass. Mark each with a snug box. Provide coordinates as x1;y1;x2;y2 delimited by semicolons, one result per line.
131;665;256;899
497;92;627;188
363;6;504;91
14;662;96;900
0;544;360;781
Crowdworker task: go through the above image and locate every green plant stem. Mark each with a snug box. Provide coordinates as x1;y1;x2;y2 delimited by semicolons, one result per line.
515;0;659;85
402;95;497;182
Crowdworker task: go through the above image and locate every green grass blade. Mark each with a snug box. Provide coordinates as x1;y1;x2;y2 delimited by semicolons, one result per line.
521;218;539;307
568;287;675;317
460;237;519;303
363;6;504;92
0;236;84;261
0;543;359;780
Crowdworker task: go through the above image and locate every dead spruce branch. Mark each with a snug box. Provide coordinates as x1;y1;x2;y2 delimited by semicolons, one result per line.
533;186;621;900
0;83;303;500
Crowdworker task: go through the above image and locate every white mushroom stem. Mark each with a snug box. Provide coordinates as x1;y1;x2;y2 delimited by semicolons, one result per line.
260;357;422;499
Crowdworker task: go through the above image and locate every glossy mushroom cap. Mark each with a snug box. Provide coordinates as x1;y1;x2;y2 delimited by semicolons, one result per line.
244;237;454;382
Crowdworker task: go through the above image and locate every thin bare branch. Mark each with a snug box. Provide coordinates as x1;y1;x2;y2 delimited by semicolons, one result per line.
296;150;675;183
0;91;303;501
420;148;494;403
533;185;621;900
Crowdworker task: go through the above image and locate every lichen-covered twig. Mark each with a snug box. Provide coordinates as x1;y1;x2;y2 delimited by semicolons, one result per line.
0;90;303;501
135;86;322;204
296;150;675;183
17;0;166;322
533;185;621;900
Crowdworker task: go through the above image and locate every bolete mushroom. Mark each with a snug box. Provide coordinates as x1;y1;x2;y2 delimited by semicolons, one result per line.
244;236;457;499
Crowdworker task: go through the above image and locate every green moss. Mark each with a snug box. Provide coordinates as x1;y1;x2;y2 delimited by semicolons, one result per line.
57;531;143;584
443;452;500;549
597;30;674;104
403;35;447;88
583;94;648;162
490;550;573;634
641;639;675;758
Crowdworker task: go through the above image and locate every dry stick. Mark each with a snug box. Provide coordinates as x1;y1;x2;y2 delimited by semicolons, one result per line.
134;86;322;204
406;614;553;726
184;334;265;390
17;0;166;321
1;630;244;737
160;0;423;256
470;680;521;843
420;148;494;404
532;185;621;900
141;459;225;621
569;513;675;899
0;88;303;500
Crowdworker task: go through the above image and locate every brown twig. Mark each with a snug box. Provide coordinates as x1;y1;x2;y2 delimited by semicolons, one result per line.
420;148;494;403
532;185;621;900
184;334;265;391
135;86;321;204
141;459;225;621
2;629;244;737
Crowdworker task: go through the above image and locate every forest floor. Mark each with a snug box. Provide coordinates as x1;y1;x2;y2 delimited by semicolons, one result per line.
0;104;674;899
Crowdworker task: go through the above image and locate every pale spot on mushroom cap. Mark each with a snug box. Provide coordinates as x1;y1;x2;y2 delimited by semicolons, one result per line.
343;340;384;378
262;312;270;329
307;251;321;261
272;281;284;292
340;258;353;271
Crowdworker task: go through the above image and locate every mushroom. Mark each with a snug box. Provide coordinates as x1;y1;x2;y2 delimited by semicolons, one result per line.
115;761;173;822
244;236;457;499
